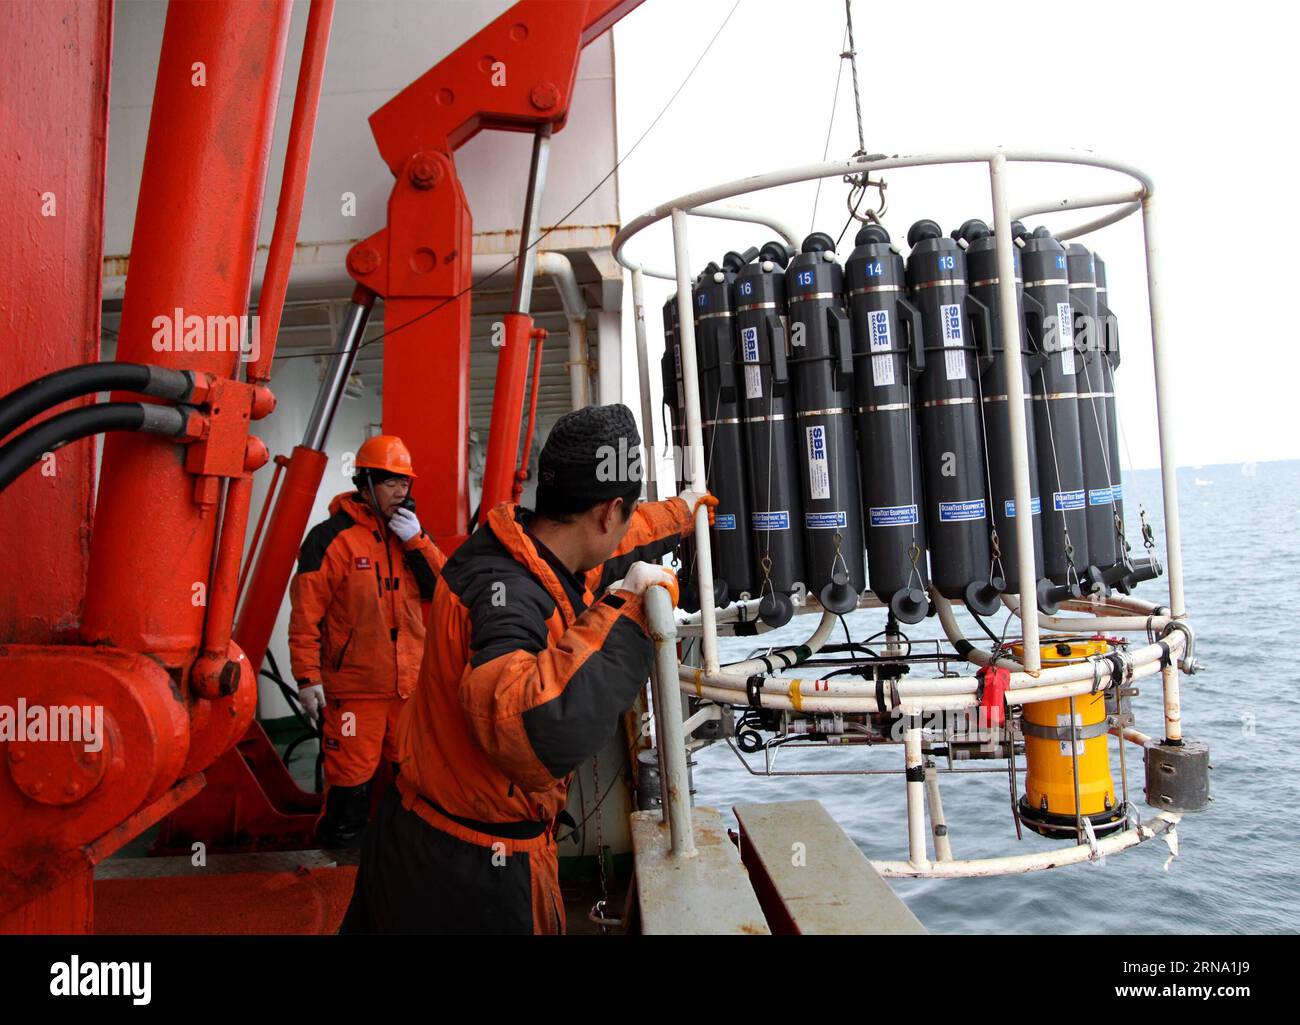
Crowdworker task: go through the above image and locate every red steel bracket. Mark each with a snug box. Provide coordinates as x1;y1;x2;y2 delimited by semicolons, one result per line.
347;0;641;549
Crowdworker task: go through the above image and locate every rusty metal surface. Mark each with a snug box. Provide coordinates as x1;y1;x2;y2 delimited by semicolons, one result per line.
630;806;769;935
734;800;926;935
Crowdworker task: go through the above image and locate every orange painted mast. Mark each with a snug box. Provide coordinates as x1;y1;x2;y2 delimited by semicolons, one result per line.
0;0;303;931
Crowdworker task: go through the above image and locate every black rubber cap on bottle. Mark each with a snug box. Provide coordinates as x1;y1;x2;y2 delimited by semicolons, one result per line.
723;246;760;273
954;218;991;242
759;240;796;267
964;578;1004;617
759;590;794;629
1031;225;1054;239
854;224;891;246
802;231;837;255
907;219;943;247
889;586;930;625
1036;577;1062;616
1010;220;1029;241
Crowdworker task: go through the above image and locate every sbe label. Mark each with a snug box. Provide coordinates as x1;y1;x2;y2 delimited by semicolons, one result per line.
805;425;831;500
868;310;895;387
1056;301;1075;376
940;303;966;381
741;326;763;400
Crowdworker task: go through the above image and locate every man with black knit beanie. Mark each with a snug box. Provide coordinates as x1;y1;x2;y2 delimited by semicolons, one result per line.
340;403;716;934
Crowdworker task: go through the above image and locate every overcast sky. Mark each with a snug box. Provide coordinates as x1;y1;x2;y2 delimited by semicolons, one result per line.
612;0;1298;470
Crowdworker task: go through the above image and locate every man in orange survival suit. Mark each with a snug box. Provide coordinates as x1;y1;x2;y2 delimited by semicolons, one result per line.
339;403;716;933
289;434;446;847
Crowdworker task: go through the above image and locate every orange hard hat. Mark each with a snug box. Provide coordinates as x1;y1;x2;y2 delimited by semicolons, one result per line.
356;435;416;478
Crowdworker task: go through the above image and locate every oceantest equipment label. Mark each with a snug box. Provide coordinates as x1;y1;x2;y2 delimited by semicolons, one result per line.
870;504;918;527
805;424;831;500
715;513;737;530
939;499;986;522
806;511;848;529
752;510;791;530
1053;489;1086;511
868;310;895;387
741;326;763;400
1089;487;1115;506
940;303;966;380
1004;496;1042;518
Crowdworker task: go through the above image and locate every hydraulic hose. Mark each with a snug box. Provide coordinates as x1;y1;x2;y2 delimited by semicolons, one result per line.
0;361;196;442
0;401;191;492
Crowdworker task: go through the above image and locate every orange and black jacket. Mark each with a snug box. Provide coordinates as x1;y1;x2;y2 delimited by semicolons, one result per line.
396;497;693;833
289;491;446;700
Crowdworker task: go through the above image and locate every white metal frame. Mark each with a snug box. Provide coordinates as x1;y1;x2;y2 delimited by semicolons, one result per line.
615;149;1192;877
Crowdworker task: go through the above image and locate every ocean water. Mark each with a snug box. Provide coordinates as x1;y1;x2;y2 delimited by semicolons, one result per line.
691;459;1300;934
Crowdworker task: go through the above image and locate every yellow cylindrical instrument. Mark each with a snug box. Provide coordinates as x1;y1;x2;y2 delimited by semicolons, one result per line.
1012;638;1126;838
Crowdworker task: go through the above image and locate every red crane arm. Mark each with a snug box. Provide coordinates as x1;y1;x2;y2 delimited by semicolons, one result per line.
345;0;642;550
368;0;642;168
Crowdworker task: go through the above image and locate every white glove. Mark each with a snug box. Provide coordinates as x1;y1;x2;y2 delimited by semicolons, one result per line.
389;506;421;542
610;562;679;606
298;683;326;724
